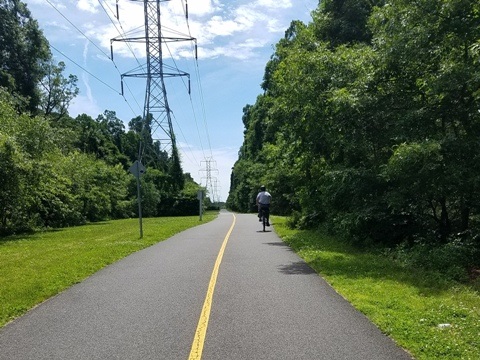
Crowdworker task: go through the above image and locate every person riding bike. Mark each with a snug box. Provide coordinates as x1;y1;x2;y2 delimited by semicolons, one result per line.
256;185;272;226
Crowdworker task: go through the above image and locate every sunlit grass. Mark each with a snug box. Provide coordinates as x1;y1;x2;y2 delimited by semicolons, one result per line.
0;213;217;328
272;216;480;360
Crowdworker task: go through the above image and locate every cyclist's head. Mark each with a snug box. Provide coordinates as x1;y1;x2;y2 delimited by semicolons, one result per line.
260;185;266;191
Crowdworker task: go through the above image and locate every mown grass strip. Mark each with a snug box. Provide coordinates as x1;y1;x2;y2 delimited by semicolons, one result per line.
272;216;480;360
0;213;217;328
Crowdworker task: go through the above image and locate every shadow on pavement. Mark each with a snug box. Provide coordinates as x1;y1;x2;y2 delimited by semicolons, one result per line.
264;241;293;250
278;261;317;275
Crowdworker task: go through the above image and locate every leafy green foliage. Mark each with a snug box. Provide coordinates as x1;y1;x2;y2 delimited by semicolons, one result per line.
228;0;480;276
0;85;202;234
227;158;264;213
0;0;51;113
0;1;210;235
39;61;79;118
314;0;385;46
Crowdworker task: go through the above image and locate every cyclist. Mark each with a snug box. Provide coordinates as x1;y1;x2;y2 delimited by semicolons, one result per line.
256;185;272;226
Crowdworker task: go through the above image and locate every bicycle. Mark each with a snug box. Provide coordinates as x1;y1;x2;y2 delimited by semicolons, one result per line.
259;206;269;232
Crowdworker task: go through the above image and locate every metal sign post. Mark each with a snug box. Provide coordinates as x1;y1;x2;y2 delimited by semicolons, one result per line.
197;189;204;221
129;160;146;238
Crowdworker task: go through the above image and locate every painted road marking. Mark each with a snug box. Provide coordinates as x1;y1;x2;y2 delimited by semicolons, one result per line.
188;213;236;360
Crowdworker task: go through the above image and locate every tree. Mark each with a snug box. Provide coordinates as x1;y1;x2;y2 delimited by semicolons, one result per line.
39;60;78;118
227;159;264;213
0;0;51;112
127;114;169;171
228;0;480;252
0;88;80;232
370;0;480;241
168;145;185;192
0;89;135;233
312;0;385;47
0;132;25;233
73;112;128;166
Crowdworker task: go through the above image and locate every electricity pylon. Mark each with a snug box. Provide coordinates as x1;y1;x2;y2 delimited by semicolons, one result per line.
112;0;197;157
112;0;196;237
200;157;219;203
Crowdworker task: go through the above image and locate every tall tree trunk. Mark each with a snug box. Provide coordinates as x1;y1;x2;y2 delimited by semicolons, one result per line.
439;197;451;242
460;198;470;231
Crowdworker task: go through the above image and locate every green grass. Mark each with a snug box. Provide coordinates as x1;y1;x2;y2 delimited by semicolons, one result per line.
0;213;217;328
272;216;480;360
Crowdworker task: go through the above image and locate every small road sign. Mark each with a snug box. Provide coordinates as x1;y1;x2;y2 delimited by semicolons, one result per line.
129;160;146;178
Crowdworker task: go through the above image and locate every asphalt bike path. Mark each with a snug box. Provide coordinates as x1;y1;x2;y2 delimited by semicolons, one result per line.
0;211;412;359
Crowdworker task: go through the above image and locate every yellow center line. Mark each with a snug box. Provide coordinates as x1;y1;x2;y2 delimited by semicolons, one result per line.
188;213;236;360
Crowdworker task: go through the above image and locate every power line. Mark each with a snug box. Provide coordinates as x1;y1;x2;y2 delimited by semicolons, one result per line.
179;0;218;197
193;60;213;158
179;0;214;158
114;0;197;159
44;0;143;117
47;0;218;192
49;44;118;94
98;0;144;70
171;112;198;166
97;0;146;113
200;157;219;203
45;0;111;60
162;39;207;161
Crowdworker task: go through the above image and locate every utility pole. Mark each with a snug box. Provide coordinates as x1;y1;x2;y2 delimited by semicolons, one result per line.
112;0;197;156
200;157;220;203
112;0;197;236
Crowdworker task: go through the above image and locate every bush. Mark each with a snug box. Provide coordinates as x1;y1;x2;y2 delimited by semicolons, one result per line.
286;210;302;228
388;233;480;283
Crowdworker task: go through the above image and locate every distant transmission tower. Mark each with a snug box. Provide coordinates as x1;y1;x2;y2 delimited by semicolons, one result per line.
112;0;197;156
200;157;219;203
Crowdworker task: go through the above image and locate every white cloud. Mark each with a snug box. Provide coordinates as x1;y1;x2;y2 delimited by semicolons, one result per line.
194;1;296;60
256;0;292;9
198;36;266;60
206;16;244;36
111;0;297;61
68;94;102;119
234;5;263;29
115;0;145;23
82;41;94;104
172;0;221;17
77;0;99;13
27;0;302;62
265;18;283;33
32;0;300;62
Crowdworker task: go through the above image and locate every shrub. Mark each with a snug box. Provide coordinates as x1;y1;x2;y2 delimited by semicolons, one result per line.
388;233;480;283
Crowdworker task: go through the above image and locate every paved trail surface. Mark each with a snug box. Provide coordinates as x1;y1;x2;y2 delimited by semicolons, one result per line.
0;211;412;359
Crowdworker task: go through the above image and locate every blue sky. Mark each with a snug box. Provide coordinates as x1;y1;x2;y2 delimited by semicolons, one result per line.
24;0;317;201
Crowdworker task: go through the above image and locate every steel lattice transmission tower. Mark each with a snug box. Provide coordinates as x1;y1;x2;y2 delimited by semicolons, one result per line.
112;0;197;157
200;157;219;203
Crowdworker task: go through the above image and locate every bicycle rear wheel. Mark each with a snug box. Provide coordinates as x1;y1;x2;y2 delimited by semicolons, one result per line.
262;210;266;232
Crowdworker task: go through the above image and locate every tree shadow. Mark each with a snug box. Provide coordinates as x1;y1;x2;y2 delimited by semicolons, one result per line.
264;241;294;251
0;222;111;245
0;229;60;245
278;261;317;275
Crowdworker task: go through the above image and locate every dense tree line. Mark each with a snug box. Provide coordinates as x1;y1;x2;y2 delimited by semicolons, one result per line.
228;0;480;275
0;0;203;235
